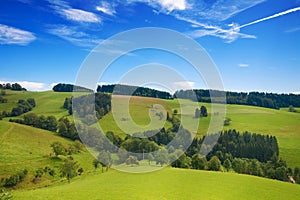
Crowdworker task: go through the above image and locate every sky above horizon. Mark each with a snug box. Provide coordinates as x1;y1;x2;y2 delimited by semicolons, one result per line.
0;0;299;93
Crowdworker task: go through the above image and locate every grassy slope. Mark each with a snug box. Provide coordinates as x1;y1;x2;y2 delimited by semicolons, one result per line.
0;120;94;181
14;168;300;200
1;91;300;199
166;99;300;168
0;90;71;119
1;90;300;167
99;95;173;138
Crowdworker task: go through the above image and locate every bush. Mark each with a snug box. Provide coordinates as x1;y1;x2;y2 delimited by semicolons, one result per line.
207;156;221;171
3;169;28;187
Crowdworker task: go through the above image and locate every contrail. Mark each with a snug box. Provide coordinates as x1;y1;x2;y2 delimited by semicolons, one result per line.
238;6;300;29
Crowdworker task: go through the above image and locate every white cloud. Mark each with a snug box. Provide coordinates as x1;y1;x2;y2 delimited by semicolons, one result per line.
61;8;101;23
0;81;54;91
173;81;195;91
47;25;102;47
48;0;101;23
128;0;190;12
201;0;266;21
0;24;36;45
157;0;189;12
96;2;116;16
239;63;249;67
285;27;300;33
176;15;256;43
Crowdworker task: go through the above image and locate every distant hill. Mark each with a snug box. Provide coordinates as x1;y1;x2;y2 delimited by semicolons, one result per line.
174;89;300;109
52;83;93;92
97;84;173;99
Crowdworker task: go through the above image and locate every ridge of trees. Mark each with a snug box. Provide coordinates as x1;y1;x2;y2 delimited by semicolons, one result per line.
53;83;300;110
174;89;300;109
0;83;26;91
52;83;93;92
63;92;111;123
97;84;173;99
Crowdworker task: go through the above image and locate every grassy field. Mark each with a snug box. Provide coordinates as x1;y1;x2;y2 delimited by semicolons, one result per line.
99;95;174;138
14;167;300;200
1;90;300;167
0;90;71;119
1;90;300;199
165;99;300;168
0;120;95;188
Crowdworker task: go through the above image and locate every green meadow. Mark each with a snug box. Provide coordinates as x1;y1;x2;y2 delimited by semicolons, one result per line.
1;90;300;199
14;168;300;200
0;120;95;189
1;90;300;168
165;99;300;168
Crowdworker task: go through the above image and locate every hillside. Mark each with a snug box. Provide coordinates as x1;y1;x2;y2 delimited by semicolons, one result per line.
14;168;300;199
166;99;300;168
0;120;94;188
0;90;300;199
1;90;300;168
0;90;71;119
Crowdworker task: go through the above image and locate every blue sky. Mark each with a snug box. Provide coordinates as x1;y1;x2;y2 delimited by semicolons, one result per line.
0;0;299;93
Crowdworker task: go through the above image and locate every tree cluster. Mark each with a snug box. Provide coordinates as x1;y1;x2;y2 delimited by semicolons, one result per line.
0;169;28;188
186;130;279;163
3;98;36;117
52;83;93;92
65;93;111;122
50;141;82;157
10;113;57;132
195;106;208;118
174;89;300;109
167;129;300;184
97;84;173;99
0;83;26;91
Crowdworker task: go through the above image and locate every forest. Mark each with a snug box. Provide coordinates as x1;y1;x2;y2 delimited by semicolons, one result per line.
97;84;173;99
174;89;300;109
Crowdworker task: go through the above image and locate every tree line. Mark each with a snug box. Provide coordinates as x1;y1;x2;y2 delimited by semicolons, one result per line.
202;130;279;163
9;114;80;141
63;92;111;124
1;98;36;120
97;84;173;99
174;89;300;109
52;83;93;92
54;83;300;110
0;83;26;91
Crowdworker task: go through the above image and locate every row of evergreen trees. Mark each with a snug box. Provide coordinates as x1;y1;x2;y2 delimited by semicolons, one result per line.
54;83;300;109
174;89;300;109
97;84;173;99
52;83;93;92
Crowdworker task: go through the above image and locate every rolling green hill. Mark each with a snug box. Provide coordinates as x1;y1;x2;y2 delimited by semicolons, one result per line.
14;167;300;200
165;99;300;168
1;90;300;199
0;90;71;119
0;120;94;188
1;90;300;168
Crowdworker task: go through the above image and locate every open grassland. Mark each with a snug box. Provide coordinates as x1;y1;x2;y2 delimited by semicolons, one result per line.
1;91;300;167
99;95;173;138
166;99;300;168
0;121;94;180
14;167;300;200
0;90;71;119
